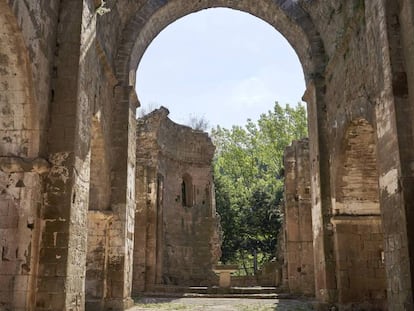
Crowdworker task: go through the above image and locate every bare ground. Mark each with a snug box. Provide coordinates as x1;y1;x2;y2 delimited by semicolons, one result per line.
130;297;315;311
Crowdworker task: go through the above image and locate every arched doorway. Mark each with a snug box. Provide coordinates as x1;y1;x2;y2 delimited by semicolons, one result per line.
107;1;414;308
109;0;329;306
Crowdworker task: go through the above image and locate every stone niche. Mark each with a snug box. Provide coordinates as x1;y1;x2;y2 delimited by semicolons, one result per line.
133;107;221;294
332;119;387;310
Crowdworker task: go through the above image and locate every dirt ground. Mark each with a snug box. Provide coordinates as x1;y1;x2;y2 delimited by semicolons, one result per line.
130;297;315;311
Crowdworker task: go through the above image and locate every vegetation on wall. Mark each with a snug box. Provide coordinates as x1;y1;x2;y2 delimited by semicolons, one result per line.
211;102;308;274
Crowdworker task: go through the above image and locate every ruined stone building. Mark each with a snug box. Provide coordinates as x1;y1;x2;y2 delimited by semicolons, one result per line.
1;1;414;310
132;107;221;293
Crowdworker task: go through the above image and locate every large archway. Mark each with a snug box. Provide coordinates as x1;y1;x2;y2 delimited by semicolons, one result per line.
132;5;306;293
115;0;326;86
106;1;414;308
107;0;330;307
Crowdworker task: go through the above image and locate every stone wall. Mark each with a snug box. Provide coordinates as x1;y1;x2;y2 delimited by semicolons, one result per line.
331;118;386;309
0;165;46;310
133;107;221;293
85;211;113;310
283;139;314;296
332;217;386;309
2;0;59;157
0;2;57;308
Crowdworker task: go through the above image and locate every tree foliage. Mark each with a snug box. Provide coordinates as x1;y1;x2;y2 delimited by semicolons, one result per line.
212;102;308;272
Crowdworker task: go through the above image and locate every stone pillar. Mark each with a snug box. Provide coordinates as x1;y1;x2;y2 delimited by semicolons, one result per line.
132;165;149;294
371;1;414;309
104;85;137;309
85;211;113;310
396;0;414;306
143;166;158;290
36;1;91;309
283;139;314;296
155;174;165;285
304;81;337;303
133;165;163;294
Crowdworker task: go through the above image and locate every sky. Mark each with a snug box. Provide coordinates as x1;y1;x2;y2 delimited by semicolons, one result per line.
135;8;306;129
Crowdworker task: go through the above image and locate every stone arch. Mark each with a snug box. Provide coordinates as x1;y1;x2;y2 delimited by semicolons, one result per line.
0;2;42;309
332;118;387;309
0;1;37;157
109;0;327;304
114;0;327;87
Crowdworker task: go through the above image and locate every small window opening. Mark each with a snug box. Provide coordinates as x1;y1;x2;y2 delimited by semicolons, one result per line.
181;174;193;207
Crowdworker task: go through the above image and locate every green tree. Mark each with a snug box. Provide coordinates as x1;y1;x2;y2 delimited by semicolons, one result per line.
212;102;307;272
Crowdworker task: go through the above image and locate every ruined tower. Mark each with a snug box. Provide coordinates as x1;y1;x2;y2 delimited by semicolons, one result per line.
133;107;221;293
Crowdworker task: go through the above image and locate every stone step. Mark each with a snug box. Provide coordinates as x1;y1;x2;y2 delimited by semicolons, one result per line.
139;292;291;299
139;285;290;299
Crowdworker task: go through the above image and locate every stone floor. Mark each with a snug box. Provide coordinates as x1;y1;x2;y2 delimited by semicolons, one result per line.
130;297;315;311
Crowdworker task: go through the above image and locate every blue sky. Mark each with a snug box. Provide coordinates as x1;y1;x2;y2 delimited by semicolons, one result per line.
136;8;305;129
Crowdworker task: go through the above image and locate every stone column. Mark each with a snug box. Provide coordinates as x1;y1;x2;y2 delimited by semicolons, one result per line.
104;85;137;309
144;166;158;290
372;1;414;309
398;0;414;304
155;174;165;285
36;1;91;309
132;165;150;295
283;139;314;296
304;81;337;304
